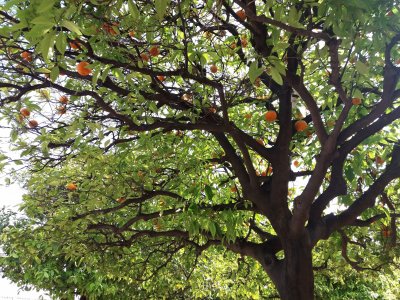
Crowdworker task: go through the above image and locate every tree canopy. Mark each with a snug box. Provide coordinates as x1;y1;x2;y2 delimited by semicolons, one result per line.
0;0;399;299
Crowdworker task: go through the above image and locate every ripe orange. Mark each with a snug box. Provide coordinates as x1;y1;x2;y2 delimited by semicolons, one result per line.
293;160;300;167
140;53;150;62
129;31;135;37
76;61;91;76
57;106;67;115
295;120;308;132
149;46;160;57
66;182;77;191
157;75;165;81
236;9;246;21
69;40;81;49
59;95;69;104
265;110;277;122
21;51;32;62
102;23;117;35
375;156;384;165
210;64;218;73
208;107;217;113
352;97;362;105
20;107;30;117
28;120;38;128
116;197;126;203
241;37;248;48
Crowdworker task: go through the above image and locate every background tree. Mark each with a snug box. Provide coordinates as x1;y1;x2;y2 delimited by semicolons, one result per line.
0;0;399;299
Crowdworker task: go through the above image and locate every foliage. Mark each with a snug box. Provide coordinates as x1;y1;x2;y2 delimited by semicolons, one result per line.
0;0;399;299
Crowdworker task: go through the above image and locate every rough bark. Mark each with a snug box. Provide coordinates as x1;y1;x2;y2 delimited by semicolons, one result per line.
280;236;314;300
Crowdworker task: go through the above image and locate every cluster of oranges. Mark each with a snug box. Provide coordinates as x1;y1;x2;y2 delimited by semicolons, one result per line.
19;107;38;128
263;110;308;132
57;95;69;115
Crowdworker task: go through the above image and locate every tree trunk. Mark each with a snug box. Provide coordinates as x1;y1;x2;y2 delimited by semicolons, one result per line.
273;237;314;300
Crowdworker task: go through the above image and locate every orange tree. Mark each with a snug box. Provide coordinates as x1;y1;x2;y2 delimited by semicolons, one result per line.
0;0;400;299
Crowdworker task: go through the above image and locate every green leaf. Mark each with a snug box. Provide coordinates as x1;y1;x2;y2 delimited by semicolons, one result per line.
4;0;25;10
204;185;213;200
345;166;355;182
128;0;140;21
355;61;369;75
55;32;67;55
61;20;82;36
249;61;264;84
208;221;217;238
31;16;55;26
37;0;55;12
154;0;171;21
270;67;283;85
38;31;55;61
50;66;59;82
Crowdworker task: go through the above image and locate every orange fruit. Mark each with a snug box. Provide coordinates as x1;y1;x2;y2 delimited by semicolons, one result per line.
295;120;308;132
352;97;361;105
244;113;252;119
140;53;150;62
157;75;165;81
241;37;248;48
28;120;38;128
208;107;217;113
57;106;67;115
293;160;300;167
21;51;32;62
230;186;237;193
149;46;160;57
102;23;117;35
76;61;91;76
265;110;277;122
375;156;384;165
129;31;135;37
59;95;69;104
69;40;81;49
210;64;218;73
20;107;30;117
66;183;77;191
230;42;237;49
116;197;126;203
236;9;246;21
